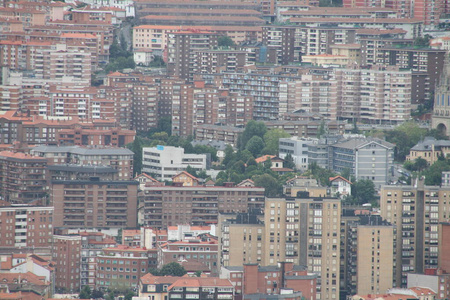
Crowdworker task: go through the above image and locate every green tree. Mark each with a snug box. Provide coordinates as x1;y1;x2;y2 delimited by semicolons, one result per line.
262;129;290;155
414;157;428;172
238;120;267;150
149;56;166;67
341;168;352;181
351;179;377;205
284;153;296;170
92;290;104;299
385;121;427;161
157;116;172;135
79;286;91;299
317;120;326;138
159;262;187;276
218;35;235;47
308;162;336;186
185;165;199;178
245;136;265;157
414;34;432;47
128;137;142;175
422;159;450;185
253;173;281;197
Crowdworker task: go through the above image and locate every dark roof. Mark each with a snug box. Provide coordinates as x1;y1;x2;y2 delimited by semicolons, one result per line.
48;164;118;173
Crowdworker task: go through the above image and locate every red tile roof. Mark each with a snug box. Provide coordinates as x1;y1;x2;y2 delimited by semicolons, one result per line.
140;274;180;285
169;277;233;289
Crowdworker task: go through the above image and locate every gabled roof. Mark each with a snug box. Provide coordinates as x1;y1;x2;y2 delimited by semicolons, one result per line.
135;173;159;182
329;175;352;184
255;155;275;163
168;277;233;289
140;273;179;285
173;171;199;181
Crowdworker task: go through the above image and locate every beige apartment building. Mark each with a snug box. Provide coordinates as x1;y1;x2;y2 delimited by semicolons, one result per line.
346;217;396;296
380;181;450;287
218;197;341;300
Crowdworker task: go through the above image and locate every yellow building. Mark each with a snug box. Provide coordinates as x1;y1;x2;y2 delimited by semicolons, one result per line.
406;137;450;165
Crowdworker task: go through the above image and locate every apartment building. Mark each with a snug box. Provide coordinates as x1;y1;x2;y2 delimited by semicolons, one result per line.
334;66;412;123
296;27;357;57
219;212;265;267
262;26;296;64
132;84;159;132
377;48;445;101
355;28;410;66
142;146;209;181
0;151;47;204
157;239;219;274
167;277;234;300
133;25;262;55
31;145;134;180
218;197;341;300
380;181;450;287
331;137;394;188
289;18;423;40
345;215;396;296
194;49;248;74
96;245;158;290
167;30;219;81
0;109;130;146
53;235;82;293
0;203;53;248
78;231;117;288
143;181;265;228
51;178;139;228
279;137;317;171
57;127;135;147
220;262;317;300
194;124;243;146
138;274;179;299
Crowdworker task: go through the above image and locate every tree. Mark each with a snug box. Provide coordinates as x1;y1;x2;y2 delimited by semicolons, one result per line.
284;153;296;170
414;157;428;172
245;136;265;157
414;34;432;47
253;173;281;197
92;290;104;299
238;120;267;150
422;159;450;185
351;179;377;205
185;165;199;178
159;262;187;276
262;129;290;155
317;120;326;138
128;137;143;175
149;56;166;67
218;35;235;47
79;286;91;299
341;168;352;181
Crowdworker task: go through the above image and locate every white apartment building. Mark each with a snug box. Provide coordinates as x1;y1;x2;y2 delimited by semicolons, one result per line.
142;146;209;181
279;137;318;171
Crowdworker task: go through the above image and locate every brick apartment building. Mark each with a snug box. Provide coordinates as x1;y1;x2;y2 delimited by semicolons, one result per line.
96;245;158;290
0;110;134;146
51;178;139;228
78;231;118;288
0;202;53;248
143;180;265;228
0;151;47;204
53;235;82;293
167;30;219;81
220;263;317;300
31;145;134;180
158;238;219;274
